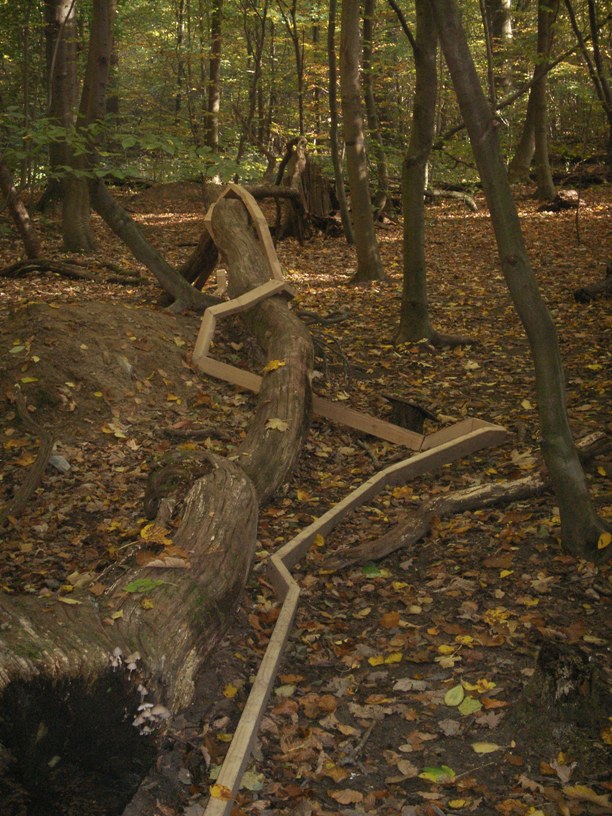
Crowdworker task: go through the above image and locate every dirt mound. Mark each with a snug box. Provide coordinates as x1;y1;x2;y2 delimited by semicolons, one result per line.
1;301;202;440
0;300;249;592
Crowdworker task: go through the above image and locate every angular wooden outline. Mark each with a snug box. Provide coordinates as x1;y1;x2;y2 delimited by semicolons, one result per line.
203;424;507;816
203;182;286;281
197;186;508;814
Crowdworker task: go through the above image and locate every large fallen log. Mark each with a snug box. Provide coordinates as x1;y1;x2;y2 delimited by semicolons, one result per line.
0;196;313;814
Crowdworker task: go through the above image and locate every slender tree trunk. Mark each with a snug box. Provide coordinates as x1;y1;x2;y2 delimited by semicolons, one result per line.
236;2;268;164
534;0;558;199
206;0;223;151
508;89;536;181
397;0;437;342
45;0;96;252
508;0;558;193
564;0;612;160
340;0;384;282
485;0;512;93
327;0;354;244
363;0;390;212
0;159;41;258
428;0;608;560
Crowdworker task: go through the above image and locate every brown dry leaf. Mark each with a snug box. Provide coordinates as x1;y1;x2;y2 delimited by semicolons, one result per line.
145;556;190;569
328;789;364;805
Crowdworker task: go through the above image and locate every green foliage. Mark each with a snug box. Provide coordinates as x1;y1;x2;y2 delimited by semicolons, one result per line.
0;0;607;187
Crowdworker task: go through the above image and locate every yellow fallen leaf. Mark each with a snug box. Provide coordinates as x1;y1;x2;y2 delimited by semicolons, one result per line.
140;598;154;609
20;376;38;383
111;610;124;620
262;359;286;373
140;523;172;545
444;684;465;706
438;644;455;655
563;785;610;808
265;417;288;431
223;683;238;699
209;783;232;800
57;596;82;606
471;742;501;754
368;655;385;667
521;399;533;410
385;652;403;664
597;531;611;550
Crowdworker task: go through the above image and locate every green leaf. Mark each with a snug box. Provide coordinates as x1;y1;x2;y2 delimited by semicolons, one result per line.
458;696;482;716
444;684;465;707
418;764;456;783
123;578;166;594
362;564;382;576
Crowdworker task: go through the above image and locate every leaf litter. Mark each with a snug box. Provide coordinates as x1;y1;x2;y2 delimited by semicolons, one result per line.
0;183;610;815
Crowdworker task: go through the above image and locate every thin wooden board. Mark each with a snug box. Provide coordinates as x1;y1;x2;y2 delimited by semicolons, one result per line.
203;182;286;281
193;279;292;363
275;422;508;571
202;422;508;816
203;583;301;816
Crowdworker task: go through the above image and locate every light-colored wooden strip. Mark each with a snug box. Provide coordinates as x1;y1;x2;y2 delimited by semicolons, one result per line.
225;183;285;280
193;281;293;363
313;395;424;449
194;356;263;392
275;424;509;571
203;584;300;816
193;310;217;362
421;418;476;450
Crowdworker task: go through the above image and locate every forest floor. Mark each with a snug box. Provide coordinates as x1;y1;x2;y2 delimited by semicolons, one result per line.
0;182;610;816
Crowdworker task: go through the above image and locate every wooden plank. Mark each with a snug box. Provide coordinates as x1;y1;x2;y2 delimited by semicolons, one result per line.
203;584;300;816
193;280;293;363
224;183;285;281
275;423;509;571
313;395;424;449
421;418;477;449
195;356;263;393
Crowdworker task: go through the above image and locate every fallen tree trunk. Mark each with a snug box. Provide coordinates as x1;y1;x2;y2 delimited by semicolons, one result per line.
328;431;608;569
0;194;313;815
0;158;41;258
574;262;612;303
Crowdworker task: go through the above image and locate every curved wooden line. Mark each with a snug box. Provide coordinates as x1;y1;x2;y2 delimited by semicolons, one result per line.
203;183;285;280
202;423;507;816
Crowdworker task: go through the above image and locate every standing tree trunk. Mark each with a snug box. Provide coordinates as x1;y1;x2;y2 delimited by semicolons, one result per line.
485;0;512;94
45;0;96;252
428;0;609;560
327;0;354;244
508;0;558;194
397;0;438;342
278;0;305;135
564;0;612;160
363;0;391;215
533;0;558;200
206;0;223;151
340;0;385;282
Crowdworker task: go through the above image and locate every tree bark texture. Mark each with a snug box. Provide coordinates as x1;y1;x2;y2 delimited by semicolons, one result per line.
0;159;41;258
533;0;558;200
340;0;385;282
397;0;438;343
0;195;314;813
428;0;609;560
206;0;223;151
363;0;391;211
328;0;354;244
